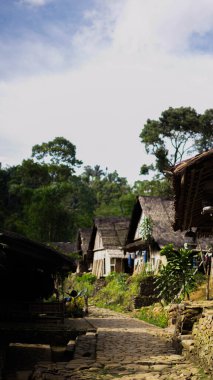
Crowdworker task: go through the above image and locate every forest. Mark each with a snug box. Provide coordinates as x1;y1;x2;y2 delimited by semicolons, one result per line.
1;106;212;243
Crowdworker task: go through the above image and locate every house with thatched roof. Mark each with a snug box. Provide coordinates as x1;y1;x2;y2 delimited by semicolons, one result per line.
171;149;213;239
171;150;213;300
75;228;92;273
89;217;130;279
125;196;186;273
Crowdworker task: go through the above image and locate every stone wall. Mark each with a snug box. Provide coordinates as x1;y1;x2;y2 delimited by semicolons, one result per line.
134;276;159;308
168;302;213;375
192;309;213;374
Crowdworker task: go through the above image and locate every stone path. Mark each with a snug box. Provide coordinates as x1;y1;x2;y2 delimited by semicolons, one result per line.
31;307;211;380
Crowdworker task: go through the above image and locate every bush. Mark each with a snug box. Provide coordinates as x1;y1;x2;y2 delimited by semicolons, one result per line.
93;273;130;311
92;272;154;312
155;244;198;303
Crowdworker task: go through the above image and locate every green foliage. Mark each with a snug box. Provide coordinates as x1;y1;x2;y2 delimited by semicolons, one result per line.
133;179;172;197
2;157;96;241
93;273;130;311
196;109;213;152
155;244;197;303
139;216;153;241
92;272;155;312
32;136;82;171
65;273;97;298
140;106;213;176
81;166;134;217
133;304;168;328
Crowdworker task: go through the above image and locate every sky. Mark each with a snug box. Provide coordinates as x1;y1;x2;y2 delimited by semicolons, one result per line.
1;0;213;184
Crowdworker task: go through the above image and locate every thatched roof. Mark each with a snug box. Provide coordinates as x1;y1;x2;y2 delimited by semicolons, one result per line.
125;196;185;250
89;217;130;251
171;149;213;237
0;230;75;301
76;228;92;254
51;241;77;254
0;230;74;272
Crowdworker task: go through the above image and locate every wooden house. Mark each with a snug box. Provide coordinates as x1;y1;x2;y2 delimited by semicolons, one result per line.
125;196;186;273
171;150;213;298
89;217;130;279
171;149;213;238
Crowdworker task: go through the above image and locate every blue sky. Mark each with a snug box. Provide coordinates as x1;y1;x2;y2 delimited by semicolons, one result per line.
1;0;213;184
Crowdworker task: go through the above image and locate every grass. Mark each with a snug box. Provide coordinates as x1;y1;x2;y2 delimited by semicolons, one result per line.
91;272;169;328
132;304;168;328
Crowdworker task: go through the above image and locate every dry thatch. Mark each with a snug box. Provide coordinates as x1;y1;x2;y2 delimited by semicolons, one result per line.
89;216;130;251
125;196;185;250
76;228;92;255
171;149;213;237
51;241;77;256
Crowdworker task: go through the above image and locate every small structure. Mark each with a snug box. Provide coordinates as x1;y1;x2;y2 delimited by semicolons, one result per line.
0;230;75;322
89;217;130;278
125;196;185;273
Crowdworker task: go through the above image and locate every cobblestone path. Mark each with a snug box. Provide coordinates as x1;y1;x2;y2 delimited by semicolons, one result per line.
32;307;211;380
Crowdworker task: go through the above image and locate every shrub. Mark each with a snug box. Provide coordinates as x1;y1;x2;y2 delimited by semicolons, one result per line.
155;244;197;303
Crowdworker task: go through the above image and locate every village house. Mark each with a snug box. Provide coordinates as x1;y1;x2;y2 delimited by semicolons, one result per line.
170;149;213;374
171;149;213;238
124;196;186;274
88;217;130;279
171;149;213;295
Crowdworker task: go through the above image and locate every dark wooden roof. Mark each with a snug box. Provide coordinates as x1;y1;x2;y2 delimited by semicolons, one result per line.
171;149;213;237
126;196;185;250
0;231;75;301
89;217;130;251
0;230;74;272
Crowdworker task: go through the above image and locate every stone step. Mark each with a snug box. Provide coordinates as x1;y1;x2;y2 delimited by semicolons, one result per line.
181;339;195;352
181;334;193;340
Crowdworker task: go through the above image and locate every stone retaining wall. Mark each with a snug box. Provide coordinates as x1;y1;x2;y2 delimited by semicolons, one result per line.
192;310;213;374
168;302;213;375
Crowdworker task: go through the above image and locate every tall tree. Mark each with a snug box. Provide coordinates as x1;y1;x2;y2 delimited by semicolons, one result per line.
140;106;213;176
32;136;82;179
196;109;213;152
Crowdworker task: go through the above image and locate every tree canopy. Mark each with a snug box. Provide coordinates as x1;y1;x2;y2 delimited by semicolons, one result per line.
140;106;213;176
0;138;138;242
32;136;82;174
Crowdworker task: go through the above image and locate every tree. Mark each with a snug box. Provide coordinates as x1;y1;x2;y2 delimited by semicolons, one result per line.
196;109;213;152
32;136;82;177
132;179;172;197
13;177;96;242
140;106;213;176
81;166;134;217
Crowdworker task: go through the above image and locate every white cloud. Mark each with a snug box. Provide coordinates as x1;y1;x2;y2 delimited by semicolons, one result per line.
1;0;213;183
19;0;54;6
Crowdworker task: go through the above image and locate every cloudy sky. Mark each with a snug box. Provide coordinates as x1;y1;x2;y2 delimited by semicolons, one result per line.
1;0;213;184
